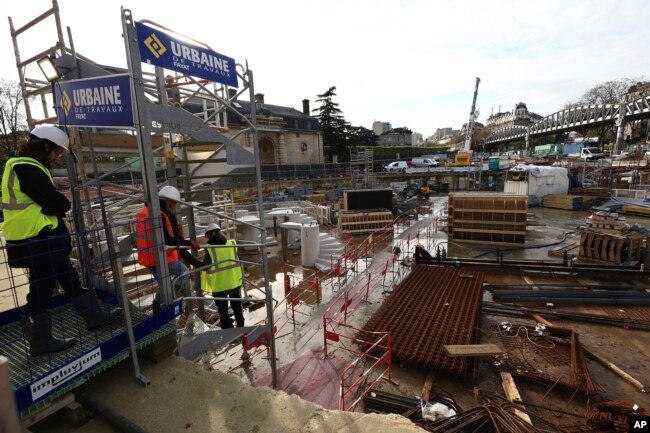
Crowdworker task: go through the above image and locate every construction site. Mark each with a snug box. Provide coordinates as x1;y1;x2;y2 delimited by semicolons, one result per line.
1;3;650;433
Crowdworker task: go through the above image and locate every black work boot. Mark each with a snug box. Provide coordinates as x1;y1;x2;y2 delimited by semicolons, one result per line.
20;312;77;357
72;291;121;330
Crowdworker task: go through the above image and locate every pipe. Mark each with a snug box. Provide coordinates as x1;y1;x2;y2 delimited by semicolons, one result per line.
487;283;648;290
496;297;650;305
75;392;149;433
491;289;647;297
482;304;650;331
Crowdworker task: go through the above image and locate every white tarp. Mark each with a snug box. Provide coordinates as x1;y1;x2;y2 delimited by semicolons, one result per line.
505;164;569;206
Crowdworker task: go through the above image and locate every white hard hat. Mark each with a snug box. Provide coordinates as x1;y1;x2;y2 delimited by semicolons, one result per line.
158;185;181;202
205;222;221;236
31;125;69;151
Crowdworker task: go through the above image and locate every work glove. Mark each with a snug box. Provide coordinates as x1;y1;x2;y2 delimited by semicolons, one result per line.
191;241;201;251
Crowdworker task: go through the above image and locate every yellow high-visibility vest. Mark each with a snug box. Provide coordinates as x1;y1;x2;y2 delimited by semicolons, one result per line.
203;239;243;293
1;157;59;241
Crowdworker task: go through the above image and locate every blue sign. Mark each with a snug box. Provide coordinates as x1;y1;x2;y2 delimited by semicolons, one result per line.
135;21;238;88
54;74;133;128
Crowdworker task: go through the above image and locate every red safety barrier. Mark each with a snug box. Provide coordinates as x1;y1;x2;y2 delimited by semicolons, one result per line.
322;319;392;412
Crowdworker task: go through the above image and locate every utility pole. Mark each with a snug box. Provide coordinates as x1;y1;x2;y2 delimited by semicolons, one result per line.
464;77;481;152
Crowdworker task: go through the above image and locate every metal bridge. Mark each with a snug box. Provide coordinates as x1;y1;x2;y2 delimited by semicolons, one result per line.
484;93;650;149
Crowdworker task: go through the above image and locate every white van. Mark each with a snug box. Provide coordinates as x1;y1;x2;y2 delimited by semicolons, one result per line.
568;147;605;161
411;157;440;168
384;161;409;172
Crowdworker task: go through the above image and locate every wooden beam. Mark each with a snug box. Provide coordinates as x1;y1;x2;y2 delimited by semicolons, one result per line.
444;344;504;357
420;372;436;401
500;371;532;425
21;393;75;428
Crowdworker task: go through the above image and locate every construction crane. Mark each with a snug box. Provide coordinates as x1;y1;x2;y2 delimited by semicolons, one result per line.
454;77;481;166
464;77;480;151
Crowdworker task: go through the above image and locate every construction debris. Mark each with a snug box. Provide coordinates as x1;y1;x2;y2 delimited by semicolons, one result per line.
577;211;644;264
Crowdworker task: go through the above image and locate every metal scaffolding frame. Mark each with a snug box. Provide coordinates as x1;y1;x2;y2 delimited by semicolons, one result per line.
5;0;279;415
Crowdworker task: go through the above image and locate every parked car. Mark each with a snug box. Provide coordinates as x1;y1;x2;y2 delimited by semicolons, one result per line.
384;161;410;172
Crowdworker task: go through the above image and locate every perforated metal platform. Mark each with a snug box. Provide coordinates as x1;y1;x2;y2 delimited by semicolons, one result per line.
0;299;181;415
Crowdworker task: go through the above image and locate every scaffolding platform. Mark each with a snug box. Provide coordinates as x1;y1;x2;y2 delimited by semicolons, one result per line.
0;294;181;416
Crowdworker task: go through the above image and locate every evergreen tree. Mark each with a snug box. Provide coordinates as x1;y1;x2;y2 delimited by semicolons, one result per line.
348;125;378;146
313;86;349;161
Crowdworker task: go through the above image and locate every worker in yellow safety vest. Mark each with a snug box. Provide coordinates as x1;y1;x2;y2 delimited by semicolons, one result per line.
1;126;119;356
201;223;245;328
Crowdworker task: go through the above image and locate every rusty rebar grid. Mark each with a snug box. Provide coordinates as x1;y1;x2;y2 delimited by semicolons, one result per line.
363;265;484;378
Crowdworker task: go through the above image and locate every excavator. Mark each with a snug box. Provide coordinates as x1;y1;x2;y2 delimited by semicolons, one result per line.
399;176;432;199
452;77;480;167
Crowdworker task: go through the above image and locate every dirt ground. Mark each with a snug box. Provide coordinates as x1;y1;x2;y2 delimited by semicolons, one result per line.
29;356;427;433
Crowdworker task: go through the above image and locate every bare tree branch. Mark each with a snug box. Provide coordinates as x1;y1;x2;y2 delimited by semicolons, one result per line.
0;78;28;163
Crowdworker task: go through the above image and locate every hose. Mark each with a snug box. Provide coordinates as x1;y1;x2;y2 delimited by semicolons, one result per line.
472;231;574;259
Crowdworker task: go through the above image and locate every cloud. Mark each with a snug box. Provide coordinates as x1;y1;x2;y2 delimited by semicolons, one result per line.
2;0;649;136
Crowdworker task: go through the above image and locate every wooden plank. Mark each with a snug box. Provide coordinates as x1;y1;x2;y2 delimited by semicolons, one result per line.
21;393;75;428
500;372;532;425
420;372;436;401
444;344;504;357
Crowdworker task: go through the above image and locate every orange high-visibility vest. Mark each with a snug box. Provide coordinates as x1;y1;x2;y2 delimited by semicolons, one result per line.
135;207;178;266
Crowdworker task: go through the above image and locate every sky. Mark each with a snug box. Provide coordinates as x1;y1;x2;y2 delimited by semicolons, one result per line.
2;0;649;137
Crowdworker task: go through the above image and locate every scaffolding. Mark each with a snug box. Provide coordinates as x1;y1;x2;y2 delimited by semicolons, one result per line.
4;1;277;416
349;148;376;187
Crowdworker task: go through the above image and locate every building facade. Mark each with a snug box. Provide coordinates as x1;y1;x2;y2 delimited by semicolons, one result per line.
372;121;392;136
430;127;458;143
378;127;413;147
485;102;543;129
191;94;324;165
411;132;424;147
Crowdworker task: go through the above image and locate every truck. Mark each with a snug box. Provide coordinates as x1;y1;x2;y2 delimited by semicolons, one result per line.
567;146;605;161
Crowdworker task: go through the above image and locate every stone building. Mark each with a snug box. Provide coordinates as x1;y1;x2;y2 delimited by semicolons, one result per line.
485;102;543;128
372;121;392;136
430;127;457;143
460;122;484;139
221;94;324;165
378;127;413;146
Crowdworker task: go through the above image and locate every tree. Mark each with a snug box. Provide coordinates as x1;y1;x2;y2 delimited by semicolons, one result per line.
475;127;493;151
0;78;26;165
562;78;635;145
313;86;349;161
348;125;378;146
